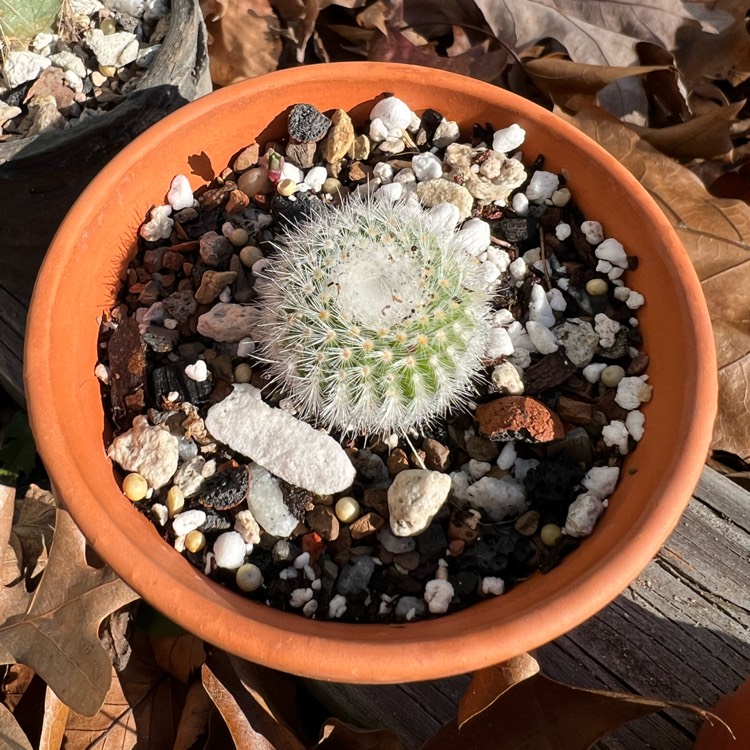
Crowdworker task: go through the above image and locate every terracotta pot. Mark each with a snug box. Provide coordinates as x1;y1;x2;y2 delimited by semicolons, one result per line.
695;679;750;748
25;62;717;683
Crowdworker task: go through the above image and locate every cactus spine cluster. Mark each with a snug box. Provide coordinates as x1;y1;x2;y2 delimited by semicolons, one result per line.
255;195;496;435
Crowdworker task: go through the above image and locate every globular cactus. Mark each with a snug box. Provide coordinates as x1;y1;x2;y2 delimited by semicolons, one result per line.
0;0;64;47
255;195;497;435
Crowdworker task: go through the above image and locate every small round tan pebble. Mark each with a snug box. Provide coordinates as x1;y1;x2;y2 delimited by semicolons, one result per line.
98;64;117;78
185;530;206;553
335;496;360;523
540;524;563;547
601;365;626;388
239;245;263;268
234;363;253;384
228;227;248;247
585;278;608;296
322;177;342;196
166;485;185;517
123;473;148;502
236;563;263;592
277;179;297;196
237;167;271;197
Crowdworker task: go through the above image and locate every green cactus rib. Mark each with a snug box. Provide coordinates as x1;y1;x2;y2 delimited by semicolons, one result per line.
0;0;63;44
255;195;497;435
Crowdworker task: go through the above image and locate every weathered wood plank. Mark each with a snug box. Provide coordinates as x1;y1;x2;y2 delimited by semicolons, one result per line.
0;286;27;406
696;465;750;534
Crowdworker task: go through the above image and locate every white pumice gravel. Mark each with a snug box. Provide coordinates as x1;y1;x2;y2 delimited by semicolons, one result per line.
492;124;526;153
172;509;206;537
424;578;454;614
564;492;605;537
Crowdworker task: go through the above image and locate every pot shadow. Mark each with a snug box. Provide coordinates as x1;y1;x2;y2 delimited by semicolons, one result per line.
303;593;750;750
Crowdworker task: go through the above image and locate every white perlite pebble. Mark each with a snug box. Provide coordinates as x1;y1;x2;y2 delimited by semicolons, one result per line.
526;321;558;354
615;377;653;410
454;218;491;256
626;410;645;441
388;469;452;537
565;492;605;537
86;29;139;67
151;503;168;526
594;313;621;349
581;220;604;244
528;283;556;327
172;509;206;536
280;161;304;184
595;238;628;269
411;152;443;181
597;259;613;274
433;119;461;147
369;117;388;142
496;441;517;471
370;97;412;131
49;51;87;78
582;362;607;383
626;291;645;309
555;222;571;241
328;594;347;618
374;182;403;202
525;170;559;202
449;471;471;503
304;166;327;192
424;579;454;614
507;321;534;352
206;384;356;495
167;174;194;211
481;576;506;596
290;588;314;608
139;204;173;242
213;531;247;569
508;257;527;283
513;458;539;483
234;509;261;544
603;420;630;455
2;51;51;88
492;123;526;153
197;303;256;343
582;466;619;500
246;462;299;537
464;476;526;522
551;188;571;207
294;552;310;569
184;360;208;382
486;327;514;359
373;161;394;183
487;247;511;273
547;288;567;312
614;286;630;302
468;459;491;480
481;261;501;285
511;192;529;216
107;415;179;490
491;362;524;396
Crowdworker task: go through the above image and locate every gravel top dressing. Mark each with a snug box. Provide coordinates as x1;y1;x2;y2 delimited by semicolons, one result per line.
97;94;652;623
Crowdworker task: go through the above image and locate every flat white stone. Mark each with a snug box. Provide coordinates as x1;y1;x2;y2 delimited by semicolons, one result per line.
172;509;205;536
245;462;298;537
48;51;87;78
86;29;140;68
388;469;452;537
167;174;194;211
0;102;21;126
528;284;556;327
107;415;179;489
206;384;356;494
3;51;51;88
486;327;514;359
565;492;604;537
464;475;526;521
493;123;526;153
526;321;558;354
454;218;491;256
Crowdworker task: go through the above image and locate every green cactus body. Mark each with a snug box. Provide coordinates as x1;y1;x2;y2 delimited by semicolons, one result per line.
255;195;496;435
0;0;63;46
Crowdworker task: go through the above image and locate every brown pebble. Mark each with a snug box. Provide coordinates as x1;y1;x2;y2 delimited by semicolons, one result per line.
162;251;184;271
306;505;340;541
349;512;385;540
327;526;351;555
194;270;237;305
226;189;250;214
465;434;500;462
448;539;466;557
422;438;451;471
387;448;410;476
233;143;260;172
555;396;595;426
324;109;355;163
285;140;317;169
627;351;650;376
199;232;233;267
348;161;373;183
363;487;389;517
514;510;540;537
475;396;565;443
393;550;420;571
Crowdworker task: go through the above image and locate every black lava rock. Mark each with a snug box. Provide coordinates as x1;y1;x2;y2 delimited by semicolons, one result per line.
524;457;587;526
287;103;331;143
270;192;324;229
150;361;213;407
198;510;233;533
197;466;250;511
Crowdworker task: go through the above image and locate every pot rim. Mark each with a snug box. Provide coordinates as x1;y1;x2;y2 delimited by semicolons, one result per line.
24;62;718;683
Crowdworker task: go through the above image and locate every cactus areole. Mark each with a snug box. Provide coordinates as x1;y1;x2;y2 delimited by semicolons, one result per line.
255;195;496;435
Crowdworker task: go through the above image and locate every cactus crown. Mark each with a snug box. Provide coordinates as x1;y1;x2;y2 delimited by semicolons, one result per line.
255;194;496;435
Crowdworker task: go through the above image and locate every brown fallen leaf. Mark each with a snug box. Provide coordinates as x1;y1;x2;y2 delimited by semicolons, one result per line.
38;687;68;750
0;509;139;716
458;652;540;729
9;484;54;583
316;717;402;749
424;672;730;749
149;632;206;683
473;0;733;67
561;104;750;462
635;42;690;128
200;0;282;87
173;681;214;750
523;56;668;98
369;28;509;83
202;653;305;750
0;702;32;750
1;664;35;715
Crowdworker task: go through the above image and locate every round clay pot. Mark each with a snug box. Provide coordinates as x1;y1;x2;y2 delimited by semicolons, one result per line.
25;63;717;683
695;679;750;748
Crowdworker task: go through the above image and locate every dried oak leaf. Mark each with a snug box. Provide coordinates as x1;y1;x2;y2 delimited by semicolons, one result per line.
9;484;55;583
316;717;403;749
473;0;733;67
425;669;729;749
149;632;207;683
0;702;33;750
39;686;69;750
561;105;750;462
200;0;282;87
173;681;215;750
0;509;139;717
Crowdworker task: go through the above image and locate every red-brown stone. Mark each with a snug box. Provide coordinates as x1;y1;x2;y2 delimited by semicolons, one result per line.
475;396;564;443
